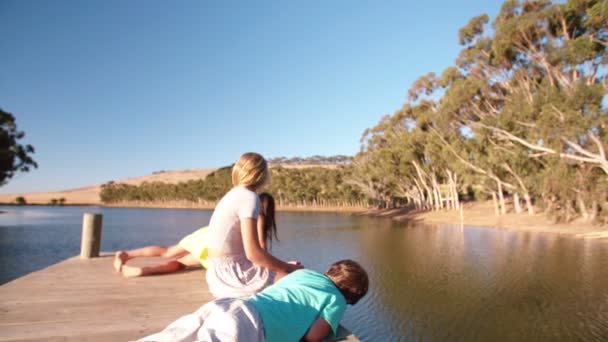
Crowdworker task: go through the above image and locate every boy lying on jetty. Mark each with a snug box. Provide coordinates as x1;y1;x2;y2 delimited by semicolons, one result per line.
139;259;369;342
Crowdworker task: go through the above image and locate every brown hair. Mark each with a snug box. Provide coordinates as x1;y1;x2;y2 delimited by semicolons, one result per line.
259;192;278;248
231;152;269;189
325;259;369;305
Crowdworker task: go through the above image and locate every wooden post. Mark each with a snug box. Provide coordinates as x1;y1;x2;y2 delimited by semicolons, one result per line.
81;213;103;259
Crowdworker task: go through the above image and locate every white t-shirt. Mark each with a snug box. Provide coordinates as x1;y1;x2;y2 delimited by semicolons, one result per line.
207;186;260;255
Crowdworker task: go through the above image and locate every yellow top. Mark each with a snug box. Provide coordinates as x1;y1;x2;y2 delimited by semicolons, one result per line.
178;226;209;268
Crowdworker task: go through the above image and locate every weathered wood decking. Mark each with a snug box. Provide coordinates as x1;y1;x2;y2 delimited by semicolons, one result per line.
0;255;358;341
1;254;212;341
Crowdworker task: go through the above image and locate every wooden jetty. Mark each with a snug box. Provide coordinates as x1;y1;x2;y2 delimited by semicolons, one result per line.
1;214;358;341
1;255;359;341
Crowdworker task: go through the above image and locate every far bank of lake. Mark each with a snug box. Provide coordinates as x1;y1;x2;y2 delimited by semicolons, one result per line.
103;199;608;238
3;199;607;238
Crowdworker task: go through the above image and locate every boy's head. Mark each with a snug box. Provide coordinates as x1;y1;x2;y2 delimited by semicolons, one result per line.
232;152;269;190
325;259;369;305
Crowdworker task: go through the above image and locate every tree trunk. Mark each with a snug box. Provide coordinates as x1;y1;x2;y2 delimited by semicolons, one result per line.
413;161;433;210
589;201;598;222
577;193;589;222
452;173;460;210
492;192;500;216
513;193;523;214
524;193;535;215
497;180;506;215
565;201;573;222
431;173;443;210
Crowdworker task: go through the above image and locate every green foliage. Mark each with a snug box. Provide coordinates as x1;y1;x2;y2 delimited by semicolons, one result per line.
14;196;26;205
99;164;367;207
458;14;489;45
0;109;37;186
352;0;608;223
265;166;365;206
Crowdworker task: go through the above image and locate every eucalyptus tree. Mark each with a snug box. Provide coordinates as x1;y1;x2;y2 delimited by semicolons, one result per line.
351;114;407;208
428;0;607;220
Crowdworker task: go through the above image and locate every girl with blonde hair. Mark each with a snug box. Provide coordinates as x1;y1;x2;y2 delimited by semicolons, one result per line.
205;152;301;298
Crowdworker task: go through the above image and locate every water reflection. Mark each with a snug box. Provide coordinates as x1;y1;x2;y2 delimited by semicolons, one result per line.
355;224;608;341
1;206;607;341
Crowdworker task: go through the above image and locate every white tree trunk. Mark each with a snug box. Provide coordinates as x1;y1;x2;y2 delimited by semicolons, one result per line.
589;201;598;222
497;181;507;215
524;193;535;215
492;192;500;216
577;193;589;222
513;193;523;213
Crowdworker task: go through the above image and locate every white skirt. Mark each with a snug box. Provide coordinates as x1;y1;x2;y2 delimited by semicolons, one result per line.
206;255;274;299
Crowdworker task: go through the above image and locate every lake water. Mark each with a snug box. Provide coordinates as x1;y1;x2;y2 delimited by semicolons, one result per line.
1;205;607;341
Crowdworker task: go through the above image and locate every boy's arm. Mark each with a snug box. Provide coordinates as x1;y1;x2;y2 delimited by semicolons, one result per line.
302;318;332;342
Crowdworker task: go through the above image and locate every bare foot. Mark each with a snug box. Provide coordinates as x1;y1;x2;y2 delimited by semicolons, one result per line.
121;265;144;278
113;251;128;272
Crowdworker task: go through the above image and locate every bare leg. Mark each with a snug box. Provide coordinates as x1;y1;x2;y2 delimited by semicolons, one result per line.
120;253;201;277
114;245;187;272
176;254;201;268
121;260;186;277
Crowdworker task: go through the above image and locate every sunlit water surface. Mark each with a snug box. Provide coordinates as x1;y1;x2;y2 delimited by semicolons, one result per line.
1;206;607;341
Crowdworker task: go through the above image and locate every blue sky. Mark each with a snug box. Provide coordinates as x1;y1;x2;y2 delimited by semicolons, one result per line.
1;0;503;193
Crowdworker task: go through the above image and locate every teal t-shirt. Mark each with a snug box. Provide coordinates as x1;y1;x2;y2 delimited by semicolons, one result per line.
248;269;347;342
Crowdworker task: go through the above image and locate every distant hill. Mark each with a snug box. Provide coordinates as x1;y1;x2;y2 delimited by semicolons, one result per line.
0;168;218;205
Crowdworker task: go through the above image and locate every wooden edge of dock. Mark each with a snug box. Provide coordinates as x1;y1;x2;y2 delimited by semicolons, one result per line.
0;254;359;341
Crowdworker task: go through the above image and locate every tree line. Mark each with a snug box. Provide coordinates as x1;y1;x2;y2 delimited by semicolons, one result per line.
349;0;607;223
267;155;352;166
100;165;367;208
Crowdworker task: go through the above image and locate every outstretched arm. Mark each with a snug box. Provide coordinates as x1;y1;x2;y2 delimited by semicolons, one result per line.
302;318;332;342
241;218;300;274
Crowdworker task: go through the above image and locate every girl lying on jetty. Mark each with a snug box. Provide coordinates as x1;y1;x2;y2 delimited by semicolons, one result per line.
113;192;279;277
139;259;369;342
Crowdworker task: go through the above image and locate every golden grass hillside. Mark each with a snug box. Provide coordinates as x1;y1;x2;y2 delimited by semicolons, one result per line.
0;168;218;205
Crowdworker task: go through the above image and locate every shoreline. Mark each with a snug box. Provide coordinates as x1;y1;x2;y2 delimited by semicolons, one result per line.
358;201;608;239
3;200;606;239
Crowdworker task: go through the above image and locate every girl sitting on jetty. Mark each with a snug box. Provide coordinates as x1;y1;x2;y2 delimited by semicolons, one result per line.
113;192;279;278
203;152;301;298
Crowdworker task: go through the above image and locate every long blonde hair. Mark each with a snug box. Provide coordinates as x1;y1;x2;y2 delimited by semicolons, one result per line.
231;152;269;190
